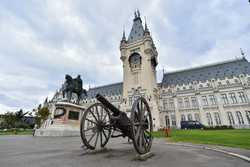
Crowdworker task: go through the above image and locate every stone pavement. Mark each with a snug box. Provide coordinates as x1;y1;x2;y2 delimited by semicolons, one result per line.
0;136;249;167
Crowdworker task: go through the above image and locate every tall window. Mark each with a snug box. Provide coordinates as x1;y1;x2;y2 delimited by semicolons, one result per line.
184;97;190;108
236;111;244;125
227;112;235;125
191;97;198;107
171;114;176;126
129;97;132;106
214;112;221;125
165;115;170;127
221;94;229;104
202;96;208;106
206;113;213;126
229;92;237;104
238;92;248;103
194;113;200;122
209;95;217;105
169;99;175;109
163;99;168;110
181;114;186;121
187;114;193;121
246;111;250;124
178;98;183;108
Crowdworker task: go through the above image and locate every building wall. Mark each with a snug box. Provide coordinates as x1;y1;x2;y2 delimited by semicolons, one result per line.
159;74;250;129
47;72;250;130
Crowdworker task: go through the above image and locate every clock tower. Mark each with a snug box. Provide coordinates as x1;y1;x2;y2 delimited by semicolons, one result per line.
120;11;160;130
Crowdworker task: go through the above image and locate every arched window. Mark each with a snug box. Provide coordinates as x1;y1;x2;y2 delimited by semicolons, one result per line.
171;114;176;126
214;112;221;125
246;111;250;124
227;112;235;125
206;113;213;126
187;114;193;121
236;111;244;125
129;52;141;68
184;97;190;108
194;113;200;122
181;114;186;121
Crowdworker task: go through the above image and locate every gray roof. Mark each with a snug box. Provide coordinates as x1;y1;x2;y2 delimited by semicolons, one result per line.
86;82;123;99
128;15;144;43
162;57;250;86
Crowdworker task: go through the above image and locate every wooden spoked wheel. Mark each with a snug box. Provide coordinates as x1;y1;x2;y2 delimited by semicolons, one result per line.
131;97;153;154
80;103;111;150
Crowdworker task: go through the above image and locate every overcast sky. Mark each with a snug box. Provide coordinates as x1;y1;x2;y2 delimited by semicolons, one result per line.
0;0;250;113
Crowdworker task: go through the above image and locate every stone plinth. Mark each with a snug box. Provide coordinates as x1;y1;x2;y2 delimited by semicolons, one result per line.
35;101;85;137
34;126;80;137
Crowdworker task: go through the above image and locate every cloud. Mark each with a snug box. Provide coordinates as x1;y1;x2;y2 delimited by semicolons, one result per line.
0;0;250;113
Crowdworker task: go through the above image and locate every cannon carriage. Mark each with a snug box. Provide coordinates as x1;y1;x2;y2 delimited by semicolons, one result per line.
80;94;153;154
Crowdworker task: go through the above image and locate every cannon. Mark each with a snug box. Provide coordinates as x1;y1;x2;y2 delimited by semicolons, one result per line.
80;94;153;154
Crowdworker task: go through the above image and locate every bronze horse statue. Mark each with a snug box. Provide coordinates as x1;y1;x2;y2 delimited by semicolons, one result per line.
62;74;87;104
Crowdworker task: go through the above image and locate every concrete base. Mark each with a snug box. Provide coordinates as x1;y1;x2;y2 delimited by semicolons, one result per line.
34;128;80;137
134;152;154;161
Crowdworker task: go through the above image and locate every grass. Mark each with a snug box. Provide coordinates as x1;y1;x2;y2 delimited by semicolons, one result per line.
152;129;250;150
0;129;33;135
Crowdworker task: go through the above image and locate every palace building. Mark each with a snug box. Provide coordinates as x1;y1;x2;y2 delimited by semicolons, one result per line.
44;11;250;133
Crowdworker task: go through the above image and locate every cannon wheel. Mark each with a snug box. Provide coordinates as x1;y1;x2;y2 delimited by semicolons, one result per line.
131;97;153;154
80;103;112;150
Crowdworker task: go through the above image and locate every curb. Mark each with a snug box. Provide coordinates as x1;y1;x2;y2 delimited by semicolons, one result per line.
165;142;250;163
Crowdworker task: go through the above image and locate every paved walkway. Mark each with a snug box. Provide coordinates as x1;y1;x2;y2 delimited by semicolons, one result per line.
163;139;250;158
163;139;250;162
0;136;249;167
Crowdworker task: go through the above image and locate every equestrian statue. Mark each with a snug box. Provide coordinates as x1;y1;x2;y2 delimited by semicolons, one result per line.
62;74;87;104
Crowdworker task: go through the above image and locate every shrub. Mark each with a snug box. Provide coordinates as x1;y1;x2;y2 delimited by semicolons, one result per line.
204;125;234;130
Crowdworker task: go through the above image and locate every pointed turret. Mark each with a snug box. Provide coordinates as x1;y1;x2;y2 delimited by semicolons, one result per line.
144;17;150;36
128;10;144;43
121;29;126;42
120;28;127;51
240;48;245;57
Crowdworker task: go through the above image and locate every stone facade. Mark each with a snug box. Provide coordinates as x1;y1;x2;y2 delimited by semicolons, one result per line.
45;12;250;131
160;68;250;129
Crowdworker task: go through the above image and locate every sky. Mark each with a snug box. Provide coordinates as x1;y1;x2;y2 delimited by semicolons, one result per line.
0;0;250;113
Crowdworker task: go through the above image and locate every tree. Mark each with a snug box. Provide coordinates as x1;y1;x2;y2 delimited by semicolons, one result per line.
35;106;50;128
1;112;16;129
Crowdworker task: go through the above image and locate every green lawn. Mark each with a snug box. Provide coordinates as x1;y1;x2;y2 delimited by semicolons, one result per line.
0;129;33;135
153;129;250;150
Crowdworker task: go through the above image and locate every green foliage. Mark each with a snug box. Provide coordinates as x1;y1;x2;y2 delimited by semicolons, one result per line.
0;128;33;135
0;109;33;129
204;125;234;130
35;106;50;128
153;129;250;149
1;112;16;129
170;129;250;149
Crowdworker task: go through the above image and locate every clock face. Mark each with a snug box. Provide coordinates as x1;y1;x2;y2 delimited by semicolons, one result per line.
129;53;141;66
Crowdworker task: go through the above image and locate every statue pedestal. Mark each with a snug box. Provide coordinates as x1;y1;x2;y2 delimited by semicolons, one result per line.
34;124;80;137
35;101;85;137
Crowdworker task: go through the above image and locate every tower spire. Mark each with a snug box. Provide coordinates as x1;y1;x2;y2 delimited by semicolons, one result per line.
134;10;137;18
137;9;140;18
122;27;126;41
128;10;144;43
240;48;245;57
145;17;149;31
144;16;150;36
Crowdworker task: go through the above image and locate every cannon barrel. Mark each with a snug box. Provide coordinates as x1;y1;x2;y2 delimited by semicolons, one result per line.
96;94;121;116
